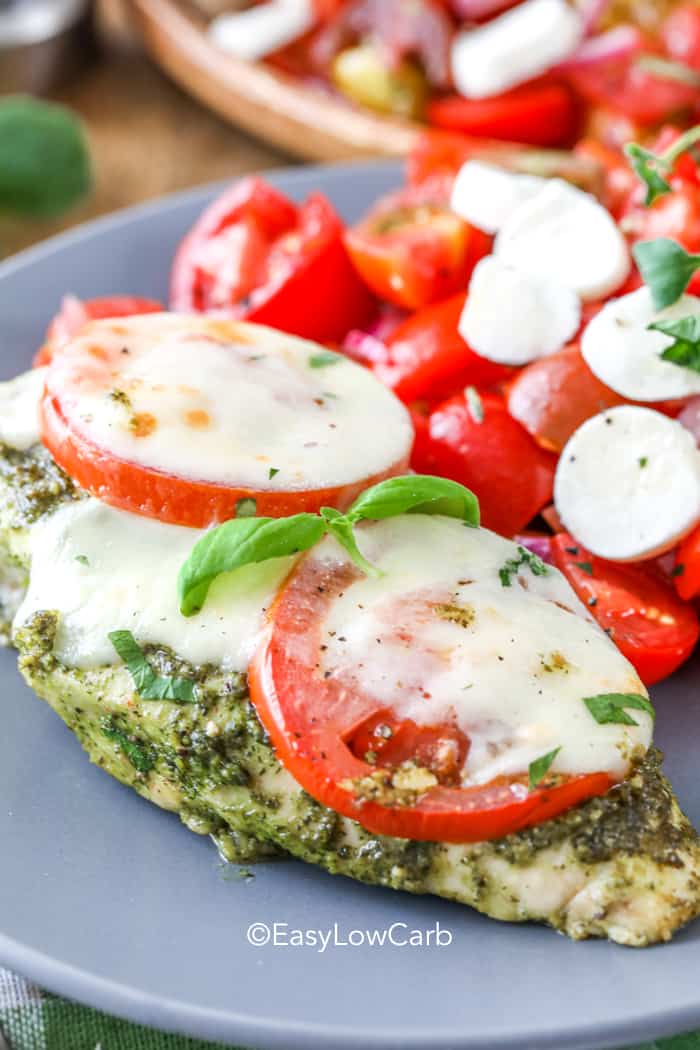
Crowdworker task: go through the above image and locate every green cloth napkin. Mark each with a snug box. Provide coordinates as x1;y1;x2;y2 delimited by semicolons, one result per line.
1;967;699;1050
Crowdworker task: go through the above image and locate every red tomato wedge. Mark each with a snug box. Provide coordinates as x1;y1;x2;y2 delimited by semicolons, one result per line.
551;534;700;686
374;294;512;405
249;553;613;843
506;345;626;453
674;525;700;602
344;179;490;310
171;177;375;343
427;81;579;148
35;295;163;367
40;315;413;527
411;391;556;536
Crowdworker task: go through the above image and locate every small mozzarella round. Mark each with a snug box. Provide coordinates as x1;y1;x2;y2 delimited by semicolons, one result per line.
495;179;630;301
209;0;313;61
450;161;547;235
459;257;581;365
451;0;584;100
0;367;45;450
45;314;413;493
581;287;700;402
555;406;700;561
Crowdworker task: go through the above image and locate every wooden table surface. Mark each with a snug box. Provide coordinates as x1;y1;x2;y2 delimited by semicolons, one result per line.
0;1;287;258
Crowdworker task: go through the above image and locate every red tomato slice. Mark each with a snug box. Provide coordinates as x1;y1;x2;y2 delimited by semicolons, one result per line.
249;554;612;843
662;3;700;74
344;178;490;310
372;294;512;404
551;534;700;686
411;391;556;536
674;524;700;601
171;177;375;343
35;295;163;367
427;81;580;148
506;345;626;453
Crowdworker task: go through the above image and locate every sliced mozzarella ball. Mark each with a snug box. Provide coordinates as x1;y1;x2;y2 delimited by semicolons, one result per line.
45;315;413;494
495;179;630;301
555;406;700;561
209;0;314;61
581;287;700;402
0;367;45;451
315;516;649;785
451;0;584;100
15;498;296;671
459;257;581;365
450;161;547;235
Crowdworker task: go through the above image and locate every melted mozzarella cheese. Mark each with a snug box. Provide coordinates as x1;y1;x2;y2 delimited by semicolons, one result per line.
0;368;45;450
495;179;630;301
450;162;547;235
459;257;581;365
554;406;700;561
317;516;650;785
451;0;583;100
581;288;700;401
47;315;412;494
15;498;295;671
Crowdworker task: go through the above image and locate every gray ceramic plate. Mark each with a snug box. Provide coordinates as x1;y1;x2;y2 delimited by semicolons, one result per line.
1;162;700;1050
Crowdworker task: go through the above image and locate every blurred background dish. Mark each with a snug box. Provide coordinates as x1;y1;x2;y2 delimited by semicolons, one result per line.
0;0;94;94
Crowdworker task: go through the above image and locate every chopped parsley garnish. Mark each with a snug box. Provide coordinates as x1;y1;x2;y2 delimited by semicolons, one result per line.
268;467;280;480
75;554;89;566
309;351;341;368
575;561;593;576
648;315;700;373
109;630;195;703
583;692;655;727
499;546;548;587
101;720;155;774
235;497;257;518
638;456;648;468
672;563;685;577
625;125;700;207
528;747;561;791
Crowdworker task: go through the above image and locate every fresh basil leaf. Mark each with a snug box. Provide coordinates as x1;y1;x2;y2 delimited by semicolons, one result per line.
528;747;561;791
499;547;549;587
583;692;655;727
624;143;672;207
633;239;700;309
109;630;196;702
347;475;480;527
101;720;155;775
0;97;92;217
320;507;380;578
309;351;342;368
178;514;325;616
649;315;700;372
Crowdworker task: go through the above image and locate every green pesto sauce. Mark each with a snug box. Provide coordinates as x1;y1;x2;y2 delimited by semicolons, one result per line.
0;443;78;528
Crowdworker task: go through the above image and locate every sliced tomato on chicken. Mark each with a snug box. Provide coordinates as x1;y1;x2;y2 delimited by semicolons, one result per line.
371;294;512;405
170;176;375;343
35;295;163;367
344;178;490;310
427;81;580;148
551;533;700;686
40;314;413;527
411;391;556;536
249;517;638;843
506;345;626;454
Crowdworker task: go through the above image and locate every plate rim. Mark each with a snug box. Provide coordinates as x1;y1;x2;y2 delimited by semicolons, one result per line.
1;160;700;1050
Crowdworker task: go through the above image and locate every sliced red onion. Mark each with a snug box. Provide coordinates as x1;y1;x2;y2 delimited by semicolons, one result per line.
342;329;391;365
577;0;612;34
678;397;700;446
555;24;641;72
366;305;408;342
450;0;518;19
513;534;555;565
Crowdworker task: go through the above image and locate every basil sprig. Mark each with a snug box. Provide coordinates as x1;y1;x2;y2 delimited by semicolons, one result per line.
178;475;480;616
633;239;700;310
583;693;655;727
499;546;548;587
528;747;561;791
648;315;700;373
625;124;700;207
109;630;196;703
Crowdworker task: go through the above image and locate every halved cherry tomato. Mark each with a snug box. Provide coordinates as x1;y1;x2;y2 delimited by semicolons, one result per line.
427;81;580;148
411;391;556;536
249;553;612;843
407;130;479;187
370;294;512;404
344;178;490;310
551;533;700;686
171;177;375;342
506;345;626;453
574;138;639;217
35;295;163;367
673;525;700;602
